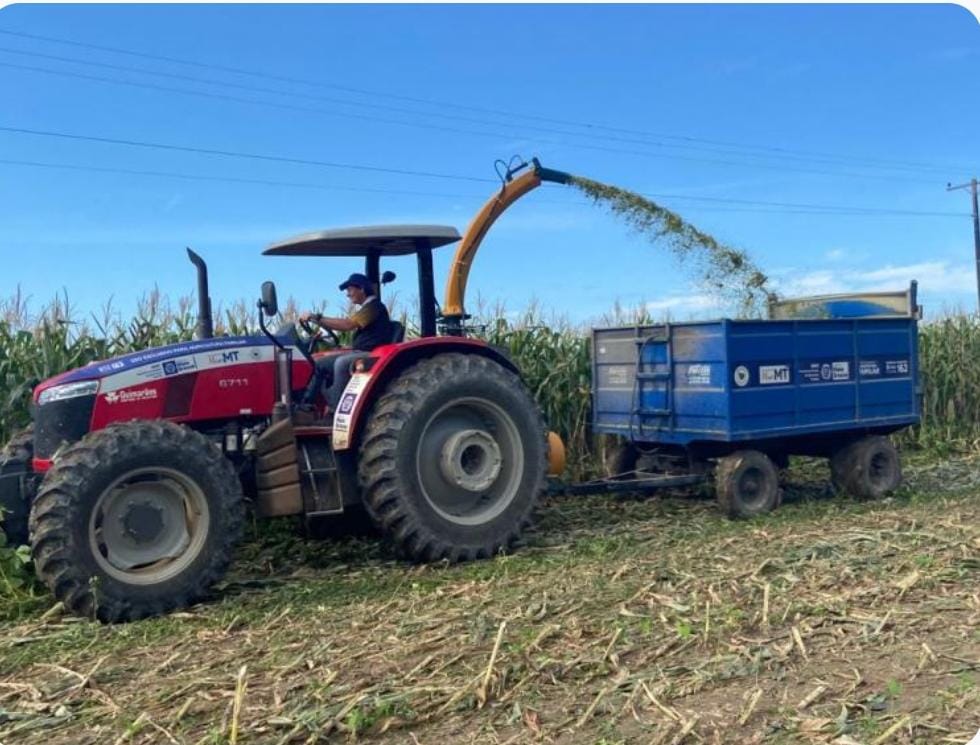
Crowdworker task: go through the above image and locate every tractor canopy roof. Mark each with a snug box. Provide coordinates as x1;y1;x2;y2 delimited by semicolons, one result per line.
263;225;461;257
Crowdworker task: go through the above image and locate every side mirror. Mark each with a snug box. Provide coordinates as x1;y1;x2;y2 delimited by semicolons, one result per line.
259;281;278;316
381;270;396;284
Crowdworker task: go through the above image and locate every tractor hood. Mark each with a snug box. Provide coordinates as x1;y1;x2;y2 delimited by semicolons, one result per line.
30;334;304;464
33;335;276;401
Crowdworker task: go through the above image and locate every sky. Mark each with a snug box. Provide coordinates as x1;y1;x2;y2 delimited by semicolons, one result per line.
0;3;978;329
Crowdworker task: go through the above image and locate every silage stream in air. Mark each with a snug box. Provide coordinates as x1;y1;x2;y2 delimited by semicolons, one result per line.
568;176;775;316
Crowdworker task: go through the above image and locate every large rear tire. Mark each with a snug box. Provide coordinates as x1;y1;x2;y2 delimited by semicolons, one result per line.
0;426;34;546
358;353;547;562
30;421;244;622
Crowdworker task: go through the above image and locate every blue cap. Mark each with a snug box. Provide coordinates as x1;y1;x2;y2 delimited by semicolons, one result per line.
339;272;371;291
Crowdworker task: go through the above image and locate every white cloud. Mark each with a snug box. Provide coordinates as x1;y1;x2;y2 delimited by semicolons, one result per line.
645;293;724;317
775;260;976;298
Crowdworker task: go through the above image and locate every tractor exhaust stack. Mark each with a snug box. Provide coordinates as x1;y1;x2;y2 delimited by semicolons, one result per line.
186;247;213;340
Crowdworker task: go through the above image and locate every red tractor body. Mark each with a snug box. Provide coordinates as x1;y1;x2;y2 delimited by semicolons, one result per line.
4;221;553;622
31;333;510;473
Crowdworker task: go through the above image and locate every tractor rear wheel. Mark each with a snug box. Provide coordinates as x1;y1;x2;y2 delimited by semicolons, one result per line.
30;421;244;622
0;426;34;546
359;353;546;562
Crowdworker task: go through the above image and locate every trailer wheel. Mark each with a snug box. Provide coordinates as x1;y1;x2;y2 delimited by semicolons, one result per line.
30;421;244;622
830;436;901;499
602;436;638;479
359;353;546;563
715;450;780;518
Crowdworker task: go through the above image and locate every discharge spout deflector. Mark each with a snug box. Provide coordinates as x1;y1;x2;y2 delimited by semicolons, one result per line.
441;159;571;334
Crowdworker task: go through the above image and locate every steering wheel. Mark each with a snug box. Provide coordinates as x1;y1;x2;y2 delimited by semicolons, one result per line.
298;316;341;350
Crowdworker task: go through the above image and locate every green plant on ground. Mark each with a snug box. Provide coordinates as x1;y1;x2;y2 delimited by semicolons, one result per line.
0;533;45;620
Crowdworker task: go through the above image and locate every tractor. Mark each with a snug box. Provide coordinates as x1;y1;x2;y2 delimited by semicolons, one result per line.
0;159;571;622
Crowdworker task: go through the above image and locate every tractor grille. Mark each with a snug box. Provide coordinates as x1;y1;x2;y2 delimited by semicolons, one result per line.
34;394;96;459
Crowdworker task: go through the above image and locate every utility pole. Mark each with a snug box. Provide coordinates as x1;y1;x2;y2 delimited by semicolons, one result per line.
947;178;980;310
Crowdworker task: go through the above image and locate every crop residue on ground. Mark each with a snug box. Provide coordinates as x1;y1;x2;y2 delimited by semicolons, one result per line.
0;453;977;744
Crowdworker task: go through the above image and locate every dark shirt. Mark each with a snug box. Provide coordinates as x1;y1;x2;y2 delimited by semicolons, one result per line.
350;297;393;351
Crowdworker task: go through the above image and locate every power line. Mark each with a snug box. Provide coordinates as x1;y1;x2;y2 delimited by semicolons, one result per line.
0;44;960;177
0;59;541;148
0;26;970;177
0;59;948;187
0;124;497;183
0;158;486;198
1;157;969;219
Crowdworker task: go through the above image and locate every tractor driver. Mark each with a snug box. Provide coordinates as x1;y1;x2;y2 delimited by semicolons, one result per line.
297;272;394;412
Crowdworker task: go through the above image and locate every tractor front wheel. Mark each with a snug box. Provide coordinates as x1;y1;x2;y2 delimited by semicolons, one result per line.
30;421;244;622
359;353;546;562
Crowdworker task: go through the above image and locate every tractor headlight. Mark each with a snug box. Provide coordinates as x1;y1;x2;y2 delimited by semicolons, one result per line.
38;380;100;405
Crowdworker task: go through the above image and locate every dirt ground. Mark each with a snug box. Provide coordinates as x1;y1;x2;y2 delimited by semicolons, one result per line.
0;453;977;745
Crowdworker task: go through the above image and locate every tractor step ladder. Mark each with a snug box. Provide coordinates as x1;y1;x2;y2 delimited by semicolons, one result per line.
297;439;344;516
255;418;303;517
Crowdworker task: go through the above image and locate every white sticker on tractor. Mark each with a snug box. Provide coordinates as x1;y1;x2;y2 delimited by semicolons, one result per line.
345;373;371;395
104;388;158;404
759;365;790;385
332;373;373;450
733;365;750;387
332;413;350;449
100;344;275;393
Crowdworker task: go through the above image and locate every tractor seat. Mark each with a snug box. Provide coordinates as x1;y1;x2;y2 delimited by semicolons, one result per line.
390;321;405;343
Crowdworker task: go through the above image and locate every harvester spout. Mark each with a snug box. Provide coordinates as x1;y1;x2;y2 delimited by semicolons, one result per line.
186;247;214;340
440;158;572;335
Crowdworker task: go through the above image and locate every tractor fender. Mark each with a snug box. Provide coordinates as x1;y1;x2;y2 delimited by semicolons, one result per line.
331;337;518;451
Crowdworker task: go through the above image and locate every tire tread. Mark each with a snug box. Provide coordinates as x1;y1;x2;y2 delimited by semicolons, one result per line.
358;353;545;563
29;420;244;622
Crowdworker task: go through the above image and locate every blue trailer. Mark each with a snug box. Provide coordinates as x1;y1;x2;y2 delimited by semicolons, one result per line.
576;286;921;517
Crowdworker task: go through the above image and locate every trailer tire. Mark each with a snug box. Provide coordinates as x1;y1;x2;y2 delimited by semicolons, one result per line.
29;421;244;622
715;450;780;518
0;426;34;547
830;436;901;499
359;353;546;563
602;437;638;479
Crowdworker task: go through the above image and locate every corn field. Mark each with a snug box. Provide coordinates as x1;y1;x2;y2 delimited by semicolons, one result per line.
1;292;978;475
